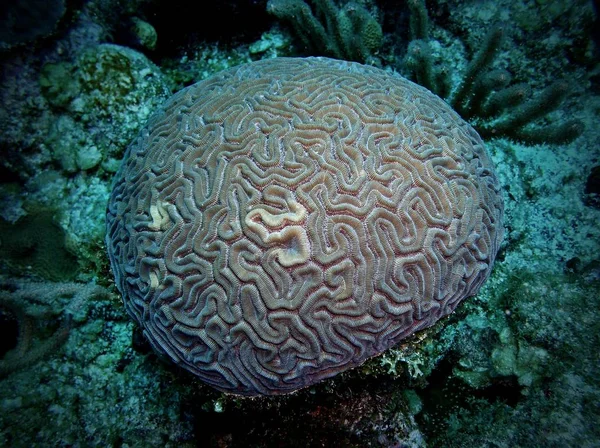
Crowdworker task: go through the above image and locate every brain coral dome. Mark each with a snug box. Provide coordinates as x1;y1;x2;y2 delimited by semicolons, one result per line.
105;57;504;396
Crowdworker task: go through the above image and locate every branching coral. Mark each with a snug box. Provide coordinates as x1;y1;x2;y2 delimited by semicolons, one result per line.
266;0;382;62
0;279;112;377
403;0;584;145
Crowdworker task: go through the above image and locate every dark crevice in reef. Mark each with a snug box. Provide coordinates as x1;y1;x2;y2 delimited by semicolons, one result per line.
417;355;524;443
137;0;272;60
182;375;406;447
0;164;21;184
0;307;19;358
0;142;39;183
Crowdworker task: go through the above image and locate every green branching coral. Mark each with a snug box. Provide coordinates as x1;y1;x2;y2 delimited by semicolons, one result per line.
404;0;584;145
266;0;382;62
0;280;112;378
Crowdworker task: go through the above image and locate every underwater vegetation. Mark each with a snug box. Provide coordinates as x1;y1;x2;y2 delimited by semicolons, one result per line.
0;280;112;378
402;5;585;145
267;0;383;62
0;0;598;446
0;209;78;281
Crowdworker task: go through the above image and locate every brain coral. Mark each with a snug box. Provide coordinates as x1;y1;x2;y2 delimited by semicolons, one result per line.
106;57;504;396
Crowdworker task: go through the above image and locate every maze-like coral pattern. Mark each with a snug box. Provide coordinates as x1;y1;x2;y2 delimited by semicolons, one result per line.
106;57;504;395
